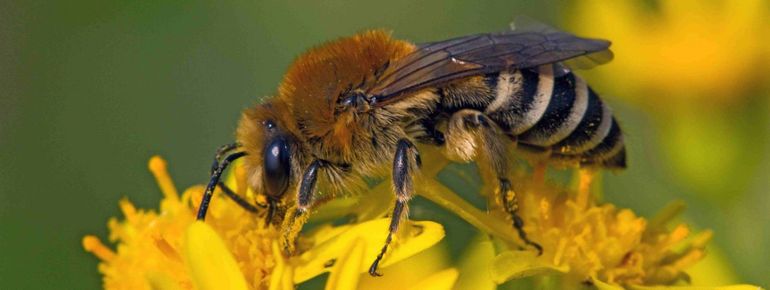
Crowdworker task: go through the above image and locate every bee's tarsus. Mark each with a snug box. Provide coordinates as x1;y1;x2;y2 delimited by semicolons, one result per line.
197;150;247;221
368;249;385;277
533;242;544;256
265;200;277;227
369;230;394;277
504;179;543;255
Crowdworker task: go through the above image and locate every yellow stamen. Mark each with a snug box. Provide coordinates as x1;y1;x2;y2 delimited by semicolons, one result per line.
148;156;179;201
667;225;691;246
538;197;552;224
82;235;115;262
119;198;137;221
690;230;713;248
154;236;182;263
576;169;596;209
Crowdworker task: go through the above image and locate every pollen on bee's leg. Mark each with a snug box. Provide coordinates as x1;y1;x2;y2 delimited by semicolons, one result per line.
82;235;115;262
148;156;179;201
281;207;308;255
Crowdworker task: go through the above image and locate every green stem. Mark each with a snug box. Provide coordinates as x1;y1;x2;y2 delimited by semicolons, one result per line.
413;147;519;245
418;179;518;246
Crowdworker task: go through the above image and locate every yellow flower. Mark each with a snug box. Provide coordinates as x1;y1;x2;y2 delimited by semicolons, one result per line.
83;156;451;290
84;153;762;289
567;0;769;106
413;149;763;289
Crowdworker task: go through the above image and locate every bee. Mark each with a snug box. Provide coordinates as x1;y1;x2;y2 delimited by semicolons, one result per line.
198;24;624;276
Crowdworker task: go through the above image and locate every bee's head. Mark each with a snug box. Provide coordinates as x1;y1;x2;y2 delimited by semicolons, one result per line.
237;100;304;200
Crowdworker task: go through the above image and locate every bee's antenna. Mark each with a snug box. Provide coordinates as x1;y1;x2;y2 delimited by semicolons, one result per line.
198;151;247;220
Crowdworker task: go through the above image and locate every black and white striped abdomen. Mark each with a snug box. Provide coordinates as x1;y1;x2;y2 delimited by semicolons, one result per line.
439;64;626;169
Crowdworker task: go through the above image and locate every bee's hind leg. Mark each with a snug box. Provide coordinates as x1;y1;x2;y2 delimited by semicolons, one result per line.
499;178;542;254
369;139;421;277
445;109;542;255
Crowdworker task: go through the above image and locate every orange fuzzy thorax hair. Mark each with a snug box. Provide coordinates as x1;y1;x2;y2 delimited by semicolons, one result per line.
276;30;415;140
237;31;416;191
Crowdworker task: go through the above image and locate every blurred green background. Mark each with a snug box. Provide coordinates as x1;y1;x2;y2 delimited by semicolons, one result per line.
1;1;768;289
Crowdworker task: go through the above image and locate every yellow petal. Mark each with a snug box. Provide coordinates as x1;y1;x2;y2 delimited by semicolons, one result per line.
183;221;248;290
293;218;445;283
356;241;450;290
491;250;568;284
453;234;496;290
687;243;742;286
311;197;360;222
325;238;366;290
407;268;459;290
268;242;284;290
268;241;294;290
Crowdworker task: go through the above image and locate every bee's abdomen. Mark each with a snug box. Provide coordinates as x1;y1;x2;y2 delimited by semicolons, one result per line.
438;64;626;169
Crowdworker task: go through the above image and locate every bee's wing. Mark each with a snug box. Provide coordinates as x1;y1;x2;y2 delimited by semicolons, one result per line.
510;16;613;75
367;28;612;106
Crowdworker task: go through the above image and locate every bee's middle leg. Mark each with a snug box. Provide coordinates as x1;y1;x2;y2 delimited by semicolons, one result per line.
369;138;421;276
444;109;542;254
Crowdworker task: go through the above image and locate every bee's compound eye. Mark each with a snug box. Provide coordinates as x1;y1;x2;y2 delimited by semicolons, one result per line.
263;137;291;197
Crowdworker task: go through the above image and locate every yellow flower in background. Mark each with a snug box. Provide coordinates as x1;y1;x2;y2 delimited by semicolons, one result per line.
83;157;450;290
568;0;769;107
568;0;770;200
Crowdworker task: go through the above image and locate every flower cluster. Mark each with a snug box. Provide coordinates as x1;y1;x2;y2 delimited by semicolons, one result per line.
84;155;762;289
84;157;448;290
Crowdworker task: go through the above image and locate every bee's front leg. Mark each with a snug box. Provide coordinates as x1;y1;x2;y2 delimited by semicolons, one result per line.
281;159;328;254
369;139;421;277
